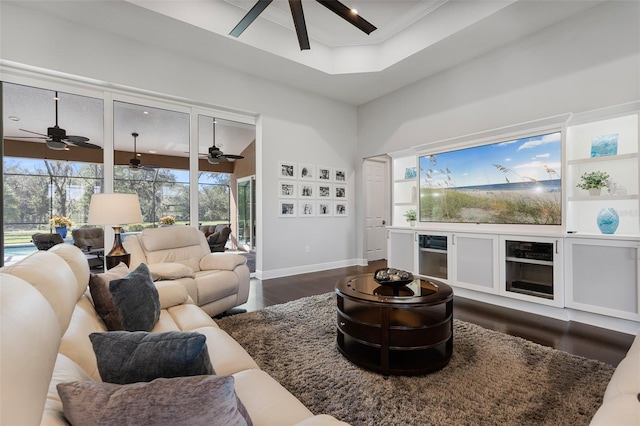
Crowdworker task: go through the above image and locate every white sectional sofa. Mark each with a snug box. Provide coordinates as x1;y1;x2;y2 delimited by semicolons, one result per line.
124;225;250;317
0;243;348;425
590;331;640;425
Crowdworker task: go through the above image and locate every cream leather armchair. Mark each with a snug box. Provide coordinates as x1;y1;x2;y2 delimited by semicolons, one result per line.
124;226;250;317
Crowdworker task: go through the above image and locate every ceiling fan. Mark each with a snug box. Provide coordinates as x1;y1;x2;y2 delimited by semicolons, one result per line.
207;119;244;164
128;132;158;171
229;0;377;50
9;91;101;151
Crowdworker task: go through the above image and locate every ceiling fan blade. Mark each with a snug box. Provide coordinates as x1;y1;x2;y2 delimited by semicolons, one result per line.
66;138;102;149
229;0;273;38
18;128;48;137
224;154;245;160
6;135;47;139
289;0;310;50
65;135;90;143
315;0;377;34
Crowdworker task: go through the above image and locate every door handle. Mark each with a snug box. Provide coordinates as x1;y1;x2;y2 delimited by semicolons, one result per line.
382;220;386;225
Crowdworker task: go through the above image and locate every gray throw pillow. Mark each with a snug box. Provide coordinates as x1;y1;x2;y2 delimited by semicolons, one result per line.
89;262;130;330
90;331;214;384
57;375;252;426
109;263;160;331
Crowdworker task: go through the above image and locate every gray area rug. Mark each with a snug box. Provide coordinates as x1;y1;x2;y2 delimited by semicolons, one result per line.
216;292;614;426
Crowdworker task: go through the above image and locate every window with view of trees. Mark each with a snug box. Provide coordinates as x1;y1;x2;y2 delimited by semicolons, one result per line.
3;157;231;240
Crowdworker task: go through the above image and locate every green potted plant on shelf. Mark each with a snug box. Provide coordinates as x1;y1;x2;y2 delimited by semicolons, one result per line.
576;171;610;196
403;209;417;226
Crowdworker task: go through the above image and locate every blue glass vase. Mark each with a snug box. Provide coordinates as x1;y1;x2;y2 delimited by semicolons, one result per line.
596;207;619;234
55;226;68;239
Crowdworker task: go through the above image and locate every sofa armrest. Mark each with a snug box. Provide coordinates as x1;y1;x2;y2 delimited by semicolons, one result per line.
155;281;190;309
147;263;195;281
200;253;247;271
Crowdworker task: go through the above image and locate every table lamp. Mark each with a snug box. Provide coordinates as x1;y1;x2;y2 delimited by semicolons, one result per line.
88;193;142;269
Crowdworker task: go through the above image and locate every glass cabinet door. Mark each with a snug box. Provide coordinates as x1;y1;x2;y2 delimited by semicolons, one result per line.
418;234;448;280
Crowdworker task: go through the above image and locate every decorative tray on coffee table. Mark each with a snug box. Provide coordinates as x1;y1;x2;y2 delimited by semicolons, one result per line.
373;268;414;287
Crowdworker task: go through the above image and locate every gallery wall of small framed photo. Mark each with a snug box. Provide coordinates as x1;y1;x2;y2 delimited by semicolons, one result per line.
334;184;347;200
317;183;332;198
299;201;315;217
299;182;315;198
279;200;297;217
317;201;332;217
317;166;332;182
277;161;348;218
334;201;347;217
279;181;296;198
279;162;297;179
299;164;315;180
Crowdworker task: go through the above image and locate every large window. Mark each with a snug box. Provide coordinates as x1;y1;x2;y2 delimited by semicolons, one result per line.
2;80;255;265
3;158;103;239
113;100;191;228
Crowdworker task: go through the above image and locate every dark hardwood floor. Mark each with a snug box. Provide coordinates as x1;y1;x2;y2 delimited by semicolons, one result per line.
237;260;635;367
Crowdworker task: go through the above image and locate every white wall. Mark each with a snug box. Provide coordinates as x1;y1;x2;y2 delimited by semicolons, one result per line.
357;1;640;158
0;2;359;277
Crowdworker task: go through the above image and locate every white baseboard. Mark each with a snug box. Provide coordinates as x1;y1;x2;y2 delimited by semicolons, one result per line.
256;258;362;280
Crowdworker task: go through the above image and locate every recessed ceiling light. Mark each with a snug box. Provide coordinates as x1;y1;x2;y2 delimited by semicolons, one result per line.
137;153;142;157
143;111;149;115
148;150;157;154
8;116;19;121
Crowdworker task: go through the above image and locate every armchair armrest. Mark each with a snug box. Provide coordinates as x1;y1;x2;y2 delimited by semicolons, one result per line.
199;253;247;271
147;263;195;281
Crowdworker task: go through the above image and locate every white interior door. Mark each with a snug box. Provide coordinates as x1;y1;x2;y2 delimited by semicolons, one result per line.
364;158;388;261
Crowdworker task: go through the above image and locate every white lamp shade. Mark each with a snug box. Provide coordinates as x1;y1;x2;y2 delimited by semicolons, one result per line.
87;193;143;225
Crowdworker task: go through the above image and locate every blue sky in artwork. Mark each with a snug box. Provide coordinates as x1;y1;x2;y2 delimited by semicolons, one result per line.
419;132;562;188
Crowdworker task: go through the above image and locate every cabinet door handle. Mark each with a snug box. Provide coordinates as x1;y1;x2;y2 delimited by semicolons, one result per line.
555;240;559;254
452;234;455;245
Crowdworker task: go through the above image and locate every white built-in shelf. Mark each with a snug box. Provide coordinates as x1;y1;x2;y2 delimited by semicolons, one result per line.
394;178;416;184
420;247;447;254
505;256;553;266
568;194;639;201
567;153;638;165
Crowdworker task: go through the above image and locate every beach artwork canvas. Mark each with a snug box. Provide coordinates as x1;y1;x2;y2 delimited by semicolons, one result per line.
590;133;618;158
418;132;562;225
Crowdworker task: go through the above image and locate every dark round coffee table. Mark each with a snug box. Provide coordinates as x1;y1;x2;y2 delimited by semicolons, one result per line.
335;274;453;376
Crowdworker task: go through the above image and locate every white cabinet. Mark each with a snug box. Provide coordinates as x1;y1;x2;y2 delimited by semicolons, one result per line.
565;237;640;321
391;155;418;226
499;236;563;308
387;228;416;273
451;233;499;294
566;113;639;236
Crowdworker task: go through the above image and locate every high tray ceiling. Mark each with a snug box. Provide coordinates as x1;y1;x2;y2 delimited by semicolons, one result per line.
8;0;603;105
